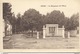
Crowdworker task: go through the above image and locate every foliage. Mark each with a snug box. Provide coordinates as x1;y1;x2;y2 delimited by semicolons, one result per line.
45;10;66;27
22;9;42;31
65;13;79;30
3;3;13;23
3;3;79;34
3;3;17;34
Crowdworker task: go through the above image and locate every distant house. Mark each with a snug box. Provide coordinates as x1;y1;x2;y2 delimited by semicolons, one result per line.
3;19;12;37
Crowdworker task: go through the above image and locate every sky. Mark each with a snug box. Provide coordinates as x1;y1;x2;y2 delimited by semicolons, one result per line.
1;0;80;17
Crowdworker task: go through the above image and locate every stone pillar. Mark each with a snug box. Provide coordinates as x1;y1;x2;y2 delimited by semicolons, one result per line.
37;31;39;39
56;26;58;36
68;32;70;38
43;25;46;39
62;26;65;38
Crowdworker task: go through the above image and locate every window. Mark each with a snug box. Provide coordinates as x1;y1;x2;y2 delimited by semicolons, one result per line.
49;27;55;33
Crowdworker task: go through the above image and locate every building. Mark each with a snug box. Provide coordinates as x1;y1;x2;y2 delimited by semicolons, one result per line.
43;24;65;38
3;19;12;37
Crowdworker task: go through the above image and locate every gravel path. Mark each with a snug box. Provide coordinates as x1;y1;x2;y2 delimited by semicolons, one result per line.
3;34;79;49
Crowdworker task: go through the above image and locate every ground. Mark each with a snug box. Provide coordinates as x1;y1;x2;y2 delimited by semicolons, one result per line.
3;34;79;49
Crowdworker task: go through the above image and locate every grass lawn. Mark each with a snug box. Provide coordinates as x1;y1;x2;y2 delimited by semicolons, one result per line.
3;34;79;49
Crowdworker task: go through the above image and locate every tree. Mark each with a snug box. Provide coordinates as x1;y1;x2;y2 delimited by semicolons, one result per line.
65;13;79;30
11;13;17;33
45;10;65;27
3;3;13;35
22;9;42;36
16;13;22;33
3;3;12;23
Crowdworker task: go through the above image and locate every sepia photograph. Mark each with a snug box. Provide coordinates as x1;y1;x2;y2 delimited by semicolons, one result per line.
2;0;79;50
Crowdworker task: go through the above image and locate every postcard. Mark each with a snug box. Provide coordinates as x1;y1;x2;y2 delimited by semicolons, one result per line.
0;0;80;52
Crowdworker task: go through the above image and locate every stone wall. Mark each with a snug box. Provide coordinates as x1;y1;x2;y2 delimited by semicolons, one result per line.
58;28;64;36
69;30;77;37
